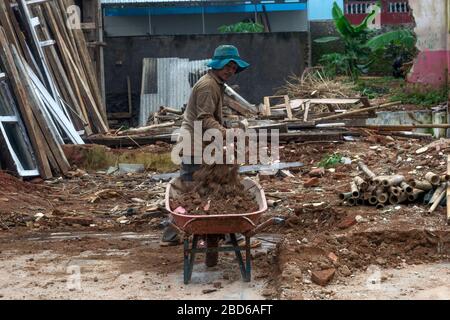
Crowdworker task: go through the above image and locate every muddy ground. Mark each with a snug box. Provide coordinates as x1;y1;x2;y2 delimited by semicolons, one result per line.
0;135;449;300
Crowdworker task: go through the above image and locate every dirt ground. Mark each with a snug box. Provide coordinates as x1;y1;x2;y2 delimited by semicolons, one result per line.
0;135;449;300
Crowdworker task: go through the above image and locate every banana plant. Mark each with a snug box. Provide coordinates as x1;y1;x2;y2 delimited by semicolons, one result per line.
314;1;416;80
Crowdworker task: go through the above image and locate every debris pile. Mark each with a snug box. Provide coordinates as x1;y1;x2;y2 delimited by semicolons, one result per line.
0;0;106;179
340;161;449;215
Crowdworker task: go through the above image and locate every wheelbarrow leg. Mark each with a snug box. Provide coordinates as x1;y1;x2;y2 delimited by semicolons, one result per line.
184;235;199;284
229;233;250;282
245;236;251;282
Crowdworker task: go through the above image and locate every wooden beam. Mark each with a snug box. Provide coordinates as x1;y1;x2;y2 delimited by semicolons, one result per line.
0;27;52;178
314;101;401;122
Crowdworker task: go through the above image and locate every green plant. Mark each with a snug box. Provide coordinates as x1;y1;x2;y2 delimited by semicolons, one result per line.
390;85;448;107
218;22;264;33
314;2;416;80
318;154;343;168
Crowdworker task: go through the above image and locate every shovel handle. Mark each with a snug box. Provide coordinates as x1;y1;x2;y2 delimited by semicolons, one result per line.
245;217;285;238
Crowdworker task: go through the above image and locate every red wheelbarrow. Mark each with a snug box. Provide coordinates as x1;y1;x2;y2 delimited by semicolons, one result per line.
165;176;284;284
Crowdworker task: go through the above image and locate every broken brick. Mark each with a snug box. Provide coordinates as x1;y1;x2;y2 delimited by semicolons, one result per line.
327;252;339;264
309;168;325;177
304;177;320;188
337;215;357;229
332;172;347;180
311;268;336;286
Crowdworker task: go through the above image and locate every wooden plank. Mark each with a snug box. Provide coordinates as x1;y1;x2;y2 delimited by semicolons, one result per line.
314;101;401;122
65;0;107;127
303;101;311;122
33;6;89;133
127;75;132;115
42;2;92;132
284;95;293;120
0;27;52;178
263;96;271;116
13;47;70;175
81;22;96;30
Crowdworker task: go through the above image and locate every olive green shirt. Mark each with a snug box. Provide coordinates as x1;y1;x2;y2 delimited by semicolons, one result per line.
179;71;227;158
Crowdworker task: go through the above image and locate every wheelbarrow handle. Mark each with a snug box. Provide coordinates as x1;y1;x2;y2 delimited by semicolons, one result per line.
245;217;285;238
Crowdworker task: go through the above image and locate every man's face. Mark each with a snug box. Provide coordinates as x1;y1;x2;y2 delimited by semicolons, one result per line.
215;61;238;82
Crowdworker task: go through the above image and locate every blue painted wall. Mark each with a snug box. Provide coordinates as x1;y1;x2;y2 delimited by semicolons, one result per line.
308;0;343;20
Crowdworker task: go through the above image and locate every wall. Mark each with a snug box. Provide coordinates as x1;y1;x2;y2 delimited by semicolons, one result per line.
104;11;308;36
310;20;344;66
104;32;309;123
408;0;449;86
308;0;343;20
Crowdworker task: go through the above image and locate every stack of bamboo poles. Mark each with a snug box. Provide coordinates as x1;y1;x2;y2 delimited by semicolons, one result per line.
0;0;108;179
0;0;107;134
340;161;449;218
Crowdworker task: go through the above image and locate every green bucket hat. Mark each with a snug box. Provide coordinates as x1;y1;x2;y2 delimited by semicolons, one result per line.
207;45;250;73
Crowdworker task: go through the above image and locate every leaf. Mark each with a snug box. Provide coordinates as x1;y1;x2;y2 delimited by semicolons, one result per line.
366;30;416;51
314;36;341;43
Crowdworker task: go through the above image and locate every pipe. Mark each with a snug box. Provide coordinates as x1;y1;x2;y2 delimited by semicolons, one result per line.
356;198;365;206
376;191;389;204
376;203;385;210
408;179;433;191
408;188;425;201
389;186;401;196
400;181;413;194
347;198;357;206
358;161;376;180
425;172;441;186
353;176;368;191
389;192;408;205
369;196;378;205
339;192;353;200
428;188;446;214
350;181;360;198
381;175;405;187
429;183;446;204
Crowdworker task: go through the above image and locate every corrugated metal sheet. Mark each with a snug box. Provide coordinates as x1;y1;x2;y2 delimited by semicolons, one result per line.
139;57;209;126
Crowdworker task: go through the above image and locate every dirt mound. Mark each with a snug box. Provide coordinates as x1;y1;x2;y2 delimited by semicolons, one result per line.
0;171;39;193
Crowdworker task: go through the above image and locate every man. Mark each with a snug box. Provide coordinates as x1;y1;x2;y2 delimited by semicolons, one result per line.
161;45;249;245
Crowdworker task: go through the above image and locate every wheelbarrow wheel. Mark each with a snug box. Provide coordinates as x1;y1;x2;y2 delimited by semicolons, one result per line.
205;234;219;267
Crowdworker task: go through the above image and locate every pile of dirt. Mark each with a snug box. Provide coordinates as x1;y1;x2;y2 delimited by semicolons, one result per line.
170;164;259;215
0;171;40;193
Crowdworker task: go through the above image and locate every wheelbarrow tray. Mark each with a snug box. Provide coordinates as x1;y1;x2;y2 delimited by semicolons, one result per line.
165;177;267;235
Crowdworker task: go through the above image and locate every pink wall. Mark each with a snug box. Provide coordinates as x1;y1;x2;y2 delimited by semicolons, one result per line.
408;50;450;85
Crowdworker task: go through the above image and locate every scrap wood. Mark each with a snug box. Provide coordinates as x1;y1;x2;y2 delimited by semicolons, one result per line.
87;189;122;203
314;101;401;122
116;121;176;136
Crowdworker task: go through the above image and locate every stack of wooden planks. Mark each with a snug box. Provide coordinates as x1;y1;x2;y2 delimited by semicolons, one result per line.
0;0;108;179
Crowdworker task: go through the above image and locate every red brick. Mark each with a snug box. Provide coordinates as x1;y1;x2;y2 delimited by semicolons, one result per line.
309;168;325;177
332;172;347;180
304;177;320;188
311;268;336;286
337;215;357;229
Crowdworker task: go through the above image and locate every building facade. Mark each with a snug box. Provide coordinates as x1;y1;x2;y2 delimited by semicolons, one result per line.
102;0;309;36
344;0;413;26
